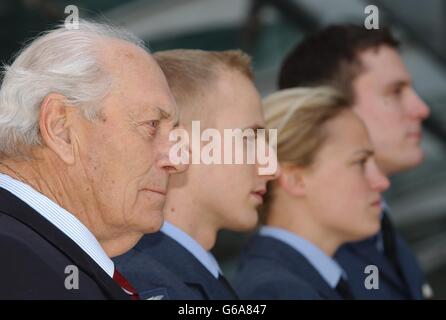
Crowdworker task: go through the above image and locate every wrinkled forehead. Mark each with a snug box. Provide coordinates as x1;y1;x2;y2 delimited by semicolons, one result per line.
99;39;161;87
99;39;178;121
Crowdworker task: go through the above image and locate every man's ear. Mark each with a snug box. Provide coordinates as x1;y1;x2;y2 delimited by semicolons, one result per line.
277;165;307;197
39;93;77;165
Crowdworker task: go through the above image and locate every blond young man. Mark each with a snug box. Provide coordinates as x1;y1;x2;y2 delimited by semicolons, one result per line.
115;49;278;299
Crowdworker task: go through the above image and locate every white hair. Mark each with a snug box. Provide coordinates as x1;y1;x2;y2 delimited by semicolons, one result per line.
0;20;148;158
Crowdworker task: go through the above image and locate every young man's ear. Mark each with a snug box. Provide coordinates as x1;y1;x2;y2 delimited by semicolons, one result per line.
277;164;306;197
39;93;77;165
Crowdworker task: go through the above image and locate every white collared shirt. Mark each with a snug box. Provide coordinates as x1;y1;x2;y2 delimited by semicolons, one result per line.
161;221;222;278
0;173;114;277
260;226;345;288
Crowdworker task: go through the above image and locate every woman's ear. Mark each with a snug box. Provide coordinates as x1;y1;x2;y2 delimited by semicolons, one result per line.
277;164;306;197
39;93;76;165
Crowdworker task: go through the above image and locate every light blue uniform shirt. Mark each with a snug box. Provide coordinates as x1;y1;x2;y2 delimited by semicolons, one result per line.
161;221;222;279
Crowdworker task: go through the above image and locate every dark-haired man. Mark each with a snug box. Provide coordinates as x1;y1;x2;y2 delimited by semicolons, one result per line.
279;24;431;299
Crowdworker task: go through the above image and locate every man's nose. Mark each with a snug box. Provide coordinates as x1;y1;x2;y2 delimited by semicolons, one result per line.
159;126;190;175
408;90;430;121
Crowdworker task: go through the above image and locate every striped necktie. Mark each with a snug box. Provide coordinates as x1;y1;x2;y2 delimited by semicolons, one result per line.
113;269;140;300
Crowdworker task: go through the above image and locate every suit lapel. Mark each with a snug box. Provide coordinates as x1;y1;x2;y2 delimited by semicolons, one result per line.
394;236;423;299
137;232;238;299
343;238;409;297
0;188;128;299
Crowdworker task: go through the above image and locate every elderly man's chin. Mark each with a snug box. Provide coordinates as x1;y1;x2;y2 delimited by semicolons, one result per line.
133;192;166;234
133;209;164;234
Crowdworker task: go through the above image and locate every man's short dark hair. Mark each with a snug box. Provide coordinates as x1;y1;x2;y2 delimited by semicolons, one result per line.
278;24;399;99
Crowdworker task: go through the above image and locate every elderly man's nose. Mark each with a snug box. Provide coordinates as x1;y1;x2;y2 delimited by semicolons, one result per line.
159;133;189;174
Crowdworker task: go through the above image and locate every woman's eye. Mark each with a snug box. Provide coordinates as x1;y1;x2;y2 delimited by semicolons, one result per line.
393;86;404;97
357;158;367;167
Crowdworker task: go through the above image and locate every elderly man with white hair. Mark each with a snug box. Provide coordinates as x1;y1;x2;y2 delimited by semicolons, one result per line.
0;21;187;299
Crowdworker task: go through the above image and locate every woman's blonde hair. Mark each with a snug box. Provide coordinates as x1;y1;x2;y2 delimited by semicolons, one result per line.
264;86;351;167
261;86;351;216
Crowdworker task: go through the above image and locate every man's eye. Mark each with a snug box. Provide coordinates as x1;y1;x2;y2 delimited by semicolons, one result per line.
393;86;404;97
142;120;160;136
147;120;160;129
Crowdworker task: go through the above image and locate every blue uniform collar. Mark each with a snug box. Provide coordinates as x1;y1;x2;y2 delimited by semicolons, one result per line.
260;226;345;288
161;221;222;278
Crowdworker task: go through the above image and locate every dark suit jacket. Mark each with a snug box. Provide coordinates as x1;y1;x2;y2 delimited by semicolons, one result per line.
116;231;238;300
335;215;426;299
0;187;129;299
234;234;341;299
113;246;202;300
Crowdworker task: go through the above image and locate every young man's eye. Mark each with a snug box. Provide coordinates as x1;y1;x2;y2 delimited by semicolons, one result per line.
357;158;368;167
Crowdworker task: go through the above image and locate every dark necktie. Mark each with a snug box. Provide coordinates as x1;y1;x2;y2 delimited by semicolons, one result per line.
113;269;140;300
218;274;240;299
381;212;405;282
335;277;354;300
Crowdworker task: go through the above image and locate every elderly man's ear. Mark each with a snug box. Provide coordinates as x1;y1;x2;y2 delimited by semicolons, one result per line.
39;93;79;165
277;165;307;197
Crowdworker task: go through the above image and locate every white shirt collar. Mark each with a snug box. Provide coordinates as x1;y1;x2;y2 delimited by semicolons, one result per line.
0;173;114;278
161;221;222;278
260;226;345;288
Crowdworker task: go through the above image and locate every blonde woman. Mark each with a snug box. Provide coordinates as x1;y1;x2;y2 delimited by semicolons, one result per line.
234;87;390;299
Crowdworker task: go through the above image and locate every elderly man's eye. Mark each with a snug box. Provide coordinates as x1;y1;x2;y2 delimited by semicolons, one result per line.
143;120;160;136
147;120;160;129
